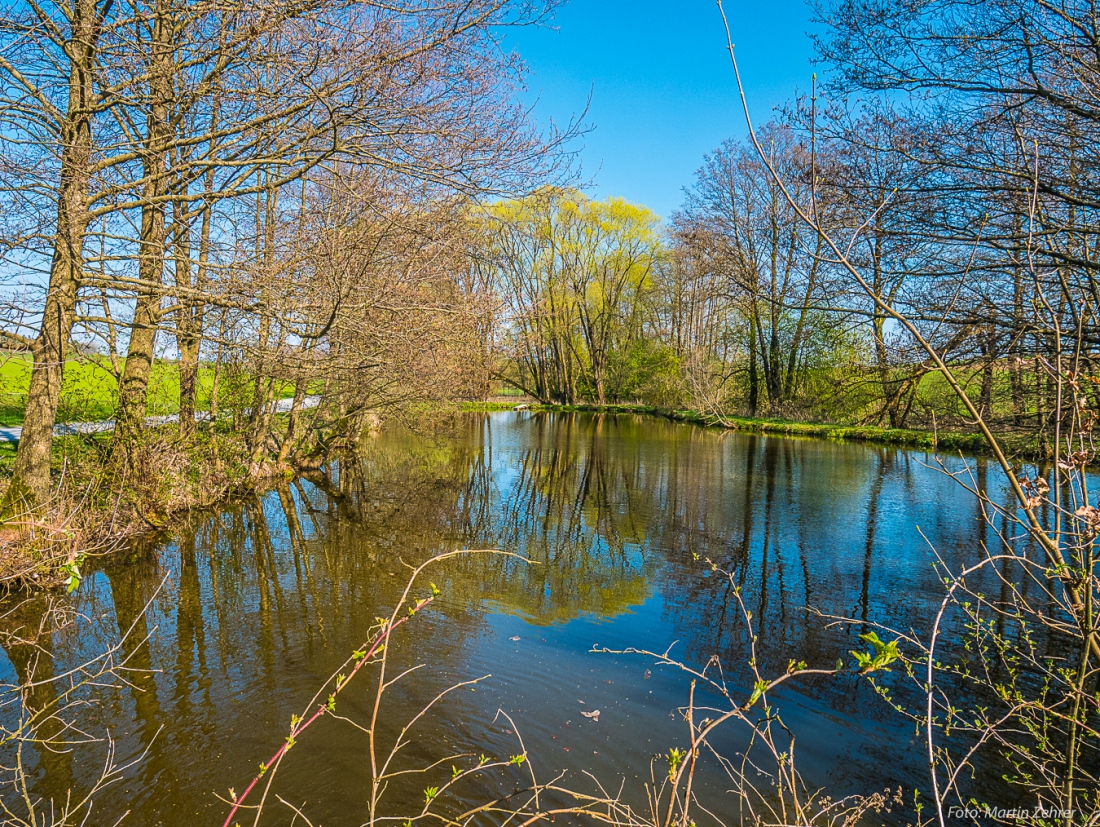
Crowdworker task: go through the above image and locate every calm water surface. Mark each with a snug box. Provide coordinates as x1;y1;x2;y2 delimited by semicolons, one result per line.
0;413;1045;824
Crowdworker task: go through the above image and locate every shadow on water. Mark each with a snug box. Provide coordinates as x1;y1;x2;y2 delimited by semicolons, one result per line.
0;412;1062;824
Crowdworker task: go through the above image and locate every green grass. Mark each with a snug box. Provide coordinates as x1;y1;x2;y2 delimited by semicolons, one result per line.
909;366;1049;424
461;401;527;412
0;352;219;426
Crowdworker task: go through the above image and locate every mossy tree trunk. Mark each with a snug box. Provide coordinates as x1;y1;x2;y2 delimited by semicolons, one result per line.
6;0;104;509
113;0;173;459
176;125;216;439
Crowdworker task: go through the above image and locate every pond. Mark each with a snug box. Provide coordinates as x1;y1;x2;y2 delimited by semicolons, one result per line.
0;412;1047;825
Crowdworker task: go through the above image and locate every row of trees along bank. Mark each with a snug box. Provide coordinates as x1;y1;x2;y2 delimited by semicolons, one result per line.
0;0;574;519
480;86;1100;455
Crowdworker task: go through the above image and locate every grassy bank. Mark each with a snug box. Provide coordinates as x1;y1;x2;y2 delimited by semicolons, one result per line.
461;401;1041;459
0;419;300;589
0;353;219;426
0;352;300;427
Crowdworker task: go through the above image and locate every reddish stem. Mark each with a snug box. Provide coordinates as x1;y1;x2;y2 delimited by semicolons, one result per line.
221;598;431;827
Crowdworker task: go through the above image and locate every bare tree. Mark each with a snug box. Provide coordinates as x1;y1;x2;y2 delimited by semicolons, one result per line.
0;0;578;502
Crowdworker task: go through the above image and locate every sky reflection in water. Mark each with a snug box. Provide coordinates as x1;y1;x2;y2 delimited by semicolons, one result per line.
0;412;1046;825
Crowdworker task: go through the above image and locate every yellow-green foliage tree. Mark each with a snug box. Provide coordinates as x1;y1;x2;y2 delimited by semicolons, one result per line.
478;189;670;404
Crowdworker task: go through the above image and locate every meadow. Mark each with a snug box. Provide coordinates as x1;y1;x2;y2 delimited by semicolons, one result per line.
0;351;217;426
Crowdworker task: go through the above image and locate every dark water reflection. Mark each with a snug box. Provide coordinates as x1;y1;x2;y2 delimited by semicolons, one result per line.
0;413;1050;824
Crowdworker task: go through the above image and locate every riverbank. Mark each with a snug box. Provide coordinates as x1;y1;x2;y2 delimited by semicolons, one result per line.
0;419;309;591
461;401;1043;458
0;400;1034;591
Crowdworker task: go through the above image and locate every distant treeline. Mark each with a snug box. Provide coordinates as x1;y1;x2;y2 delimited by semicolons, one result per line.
479;1;1100;451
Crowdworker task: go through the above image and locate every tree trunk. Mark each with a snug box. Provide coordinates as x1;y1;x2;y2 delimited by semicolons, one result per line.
747;330;759;417
113;0;172;458
979;327;995;420
177;328;199;437
177;194;212;438
869;236;898;428
178;111;218;438
209;313;225;419
873;316;896;427
277;379;308;465
249;379;278;470
1010;256;1026;426
248;180;279;467
174;201;198;438
784;236;823;401
5;0;101;508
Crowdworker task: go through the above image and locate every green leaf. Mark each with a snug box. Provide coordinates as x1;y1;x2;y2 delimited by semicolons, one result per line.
851;632;901;673
748;679;768;706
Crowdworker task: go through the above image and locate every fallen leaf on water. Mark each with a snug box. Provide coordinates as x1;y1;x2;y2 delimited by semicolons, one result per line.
580;709;600;722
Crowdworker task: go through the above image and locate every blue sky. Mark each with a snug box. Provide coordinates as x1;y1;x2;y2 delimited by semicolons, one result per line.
505;0;820;219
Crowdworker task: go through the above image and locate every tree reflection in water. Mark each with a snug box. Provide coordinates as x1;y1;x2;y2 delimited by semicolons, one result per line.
0;412;1054;825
